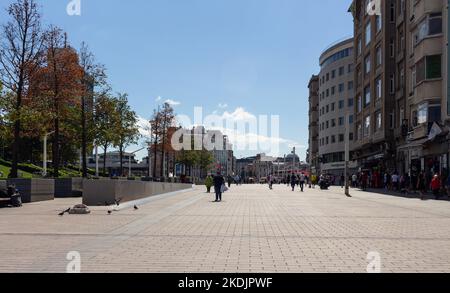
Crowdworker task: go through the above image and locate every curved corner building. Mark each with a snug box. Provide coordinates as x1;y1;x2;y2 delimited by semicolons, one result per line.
318;38;357;177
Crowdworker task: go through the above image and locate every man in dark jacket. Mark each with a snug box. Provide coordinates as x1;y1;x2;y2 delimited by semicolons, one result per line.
214;172;225;202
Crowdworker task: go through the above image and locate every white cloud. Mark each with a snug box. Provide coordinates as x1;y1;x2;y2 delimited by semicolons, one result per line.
155;96;162;102
136;116;151;138
175;107;305;157
218;103;228;109
164;99;181;106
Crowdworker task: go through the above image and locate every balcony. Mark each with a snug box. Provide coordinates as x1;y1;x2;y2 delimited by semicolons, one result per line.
413;35;443;64
413;79;442;105
411;0;444;29
409;123;428;140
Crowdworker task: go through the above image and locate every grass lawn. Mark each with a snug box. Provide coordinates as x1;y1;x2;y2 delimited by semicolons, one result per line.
0;164;34;179
1;162;85;179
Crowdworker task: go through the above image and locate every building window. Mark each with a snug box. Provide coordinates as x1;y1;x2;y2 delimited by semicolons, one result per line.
376;15;382;32
331;135;336;144
414;13;442;46
376;77;382;99
348;98;354;107
339;83;344;93
357;123;362;141
348;81;354;90
365;22;371;46
364;115;371;137
376;45;382;66
332;119;336;127
365;54;371;75
376;112;382;131
357;96;362;113
364;86;371;106
349;115;354;124
331;70;336;79
339;66;344;76
357;37;362;56
338;117;344;126
415;55;442;84
339;100;344;109
390;74;395;94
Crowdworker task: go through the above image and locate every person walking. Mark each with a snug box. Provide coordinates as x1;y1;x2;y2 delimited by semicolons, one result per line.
352;174;357;188
431;174;442;200
227;175;233;188
290;174;296;191
417;171;427;200
392;172;399;192
205;175;213;193
299;172;306;192
340;174;345;188
268;175;273;190
213;172;225;202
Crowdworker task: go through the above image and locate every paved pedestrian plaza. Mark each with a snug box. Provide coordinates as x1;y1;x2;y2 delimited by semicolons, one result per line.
1;184;450;273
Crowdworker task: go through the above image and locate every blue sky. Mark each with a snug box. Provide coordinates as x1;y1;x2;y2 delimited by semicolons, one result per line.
1;0;354;160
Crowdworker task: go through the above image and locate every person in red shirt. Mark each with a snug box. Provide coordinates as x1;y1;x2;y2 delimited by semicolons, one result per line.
431;174;441;200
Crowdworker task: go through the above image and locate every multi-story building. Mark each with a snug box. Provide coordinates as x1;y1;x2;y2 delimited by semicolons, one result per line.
351;0;399;181
397;0;450;179
318;37;357;177
351;0;450;184
308;75;320;175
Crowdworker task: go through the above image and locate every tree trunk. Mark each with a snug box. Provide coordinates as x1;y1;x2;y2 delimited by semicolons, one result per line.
153;139;158;178
52;117;59;178
9;80;23;179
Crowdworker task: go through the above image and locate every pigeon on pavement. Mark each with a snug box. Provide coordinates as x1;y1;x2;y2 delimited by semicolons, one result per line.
58;208;71;216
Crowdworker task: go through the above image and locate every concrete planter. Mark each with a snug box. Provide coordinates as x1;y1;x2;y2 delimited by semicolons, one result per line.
54;178;83;198
82;179;192;206
4;179;54;203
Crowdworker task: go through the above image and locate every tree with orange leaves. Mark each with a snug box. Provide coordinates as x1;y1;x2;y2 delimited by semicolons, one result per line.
29;26;83;177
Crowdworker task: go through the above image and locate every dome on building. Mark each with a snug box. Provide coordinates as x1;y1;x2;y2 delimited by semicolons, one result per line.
285;153;300;161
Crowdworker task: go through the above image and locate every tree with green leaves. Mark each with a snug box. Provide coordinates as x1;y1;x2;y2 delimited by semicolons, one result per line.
94;93;119;175
159;102;175;177
0;0;46;178
114;93;140;177
79;42;108;178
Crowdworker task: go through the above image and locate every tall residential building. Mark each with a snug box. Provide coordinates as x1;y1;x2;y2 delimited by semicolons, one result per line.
308;75;320;174
399;0;449;178
318;37;357;177
351;0;399;174
351;0;450;181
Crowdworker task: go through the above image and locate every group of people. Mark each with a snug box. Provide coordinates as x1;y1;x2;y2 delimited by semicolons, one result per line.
351;170;450;200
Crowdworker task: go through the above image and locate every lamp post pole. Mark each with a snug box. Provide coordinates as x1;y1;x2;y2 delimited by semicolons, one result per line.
95;145;99;177
43;131;55;177
345;110;351;197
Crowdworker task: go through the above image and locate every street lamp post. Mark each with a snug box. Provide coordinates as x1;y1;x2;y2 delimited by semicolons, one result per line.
95;145;99;177
345;110;351;197
43;131;55;177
